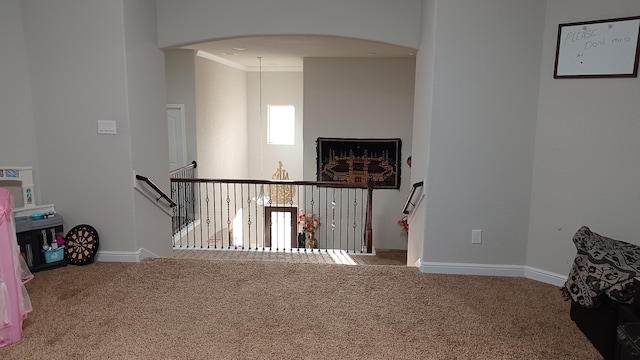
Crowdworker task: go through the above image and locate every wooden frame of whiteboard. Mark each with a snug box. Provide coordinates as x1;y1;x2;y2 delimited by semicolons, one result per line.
554;16;640;78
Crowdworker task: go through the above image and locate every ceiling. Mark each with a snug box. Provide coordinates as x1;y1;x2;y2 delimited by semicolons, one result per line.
182;35;417;71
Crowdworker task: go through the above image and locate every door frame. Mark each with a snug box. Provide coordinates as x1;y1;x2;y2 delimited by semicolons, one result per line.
167;104;187;170
264;206;298;248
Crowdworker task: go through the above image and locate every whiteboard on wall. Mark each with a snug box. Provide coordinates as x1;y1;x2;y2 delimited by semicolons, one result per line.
554;16;640;78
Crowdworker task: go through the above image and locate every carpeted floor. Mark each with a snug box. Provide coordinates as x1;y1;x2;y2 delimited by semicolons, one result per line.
173;248;407;266
173;248;337;264
0;258;599;359
352;248;407;265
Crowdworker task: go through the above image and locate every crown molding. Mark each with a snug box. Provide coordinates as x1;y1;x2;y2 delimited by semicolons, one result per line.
196;50;302;72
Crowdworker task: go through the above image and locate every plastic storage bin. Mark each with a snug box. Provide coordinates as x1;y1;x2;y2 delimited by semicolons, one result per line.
43;246;64;263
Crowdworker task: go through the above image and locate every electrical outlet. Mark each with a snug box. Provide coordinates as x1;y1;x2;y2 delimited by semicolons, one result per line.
472;229;482;244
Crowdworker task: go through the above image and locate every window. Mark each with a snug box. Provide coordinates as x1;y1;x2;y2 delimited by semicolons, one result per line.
267;105;295;145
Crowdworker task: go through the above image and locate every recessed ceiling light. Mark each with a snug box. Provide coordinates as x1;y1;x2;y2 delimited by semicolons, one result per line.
221;52;238;56
234;47;247;51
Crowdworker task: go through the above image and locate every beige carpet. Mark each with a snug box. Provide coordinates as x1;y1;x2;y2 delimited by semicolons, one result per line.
173;248;407;266
0;258;599;360
173;248;337;264
352;248;407;265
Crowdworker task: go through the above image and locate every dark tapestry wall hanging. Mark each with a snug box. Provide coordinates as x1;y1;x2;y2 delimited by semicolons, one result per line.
316;137;401;189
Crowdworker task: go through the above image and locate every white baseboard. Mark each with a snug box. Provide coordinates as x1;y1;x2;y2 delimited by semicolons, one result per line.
419;261;567;286
95;248;161;263
523;266;567;287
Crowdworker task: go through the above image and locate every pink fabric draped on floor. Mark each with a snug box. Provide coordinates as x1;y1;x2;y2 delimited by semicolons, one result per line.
0;188;33;348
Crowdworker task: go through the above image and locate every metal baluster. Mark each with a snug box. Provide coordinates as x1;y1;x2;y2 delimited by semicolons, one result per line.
206;182;212;249
171;181;177;237
197;182;203;249
184;181;189;247
289;185;295;253
310;187;315;253
178;181;184;247
267;189;272;251
226;183;231;249
346;188;351;253
318;185;325;253
323;186;328;252
246;185;252;251
360;188;364;253
232;183;237;250
295;184;301;252
353;189;358;253
339;188;344;252
217;183;223;248
274;183;279;252
254;183;259;251
331;188;336;252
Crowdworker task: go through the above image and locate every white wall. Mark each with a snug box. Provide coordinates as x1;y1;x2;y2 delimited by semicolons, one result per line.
303;58;416;250
124;0;173;258
8;0;637;276
247;72;304;180
526;0;640;275
421;0;545;265
20;0;137;252
12;0;171;257
195;57;249;179
407;0;438;266
165;49;198;167
156;0;422;50
0;0;39;205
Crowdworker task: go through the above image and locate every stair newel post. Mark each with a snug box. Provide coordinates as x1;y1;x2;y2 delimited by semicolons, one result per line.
365;177;374;253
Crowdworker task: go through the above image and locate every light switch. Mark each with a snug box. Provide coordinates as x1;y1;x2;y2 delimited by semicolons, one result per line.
472;229;482;244
98;120;117;135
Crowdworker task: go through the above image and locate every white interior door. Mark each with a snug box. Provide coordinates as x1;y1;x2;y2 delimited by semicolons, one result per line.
167;104;187;171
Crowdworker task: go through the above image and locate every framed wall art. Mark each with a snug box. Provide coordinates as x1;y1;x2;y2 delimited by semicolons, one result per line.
316;137;401;189
554;16;640;78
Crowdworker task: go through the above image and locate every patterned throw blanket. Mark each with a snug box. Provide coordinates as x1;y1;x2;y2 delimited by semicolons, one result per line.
561;226;639;308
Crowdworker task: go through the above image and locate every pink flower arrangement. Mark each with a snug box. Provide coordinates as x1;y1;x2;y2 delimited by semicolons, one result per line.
298;212;320;234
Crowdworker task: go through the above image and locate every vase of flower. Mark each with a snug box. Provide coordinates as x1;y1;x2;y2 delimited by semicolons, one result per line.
305;231;318;249
298;211;320;249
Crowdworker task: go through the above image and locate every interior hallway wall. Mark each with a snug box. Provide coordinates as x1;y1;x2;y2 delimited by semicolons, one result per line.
303;57;416;250
421;0;545;266
0;0;40;206
20;0;138;252
195;57;249;179
526;0;640;275
247;71;304;181
407;0;438;266
125;0;173;258
165;49;198;167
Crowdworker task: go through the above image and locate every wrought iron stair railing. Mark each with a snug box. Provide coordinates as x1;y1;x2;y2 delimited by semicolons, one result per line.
170;161;197;234
135;174;177;208
169;177;374;253
402;181;424;215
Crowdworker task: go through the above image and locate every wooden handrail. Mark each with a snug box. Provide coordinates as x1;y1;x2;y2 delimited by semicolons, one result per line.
170;177;370;189
402;181;424;215
136;174;177;207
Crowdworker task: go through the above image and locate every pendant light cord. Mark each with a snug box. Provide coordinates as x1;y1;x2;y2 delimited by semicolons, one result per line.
258;56;263;123
258;56;264;180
